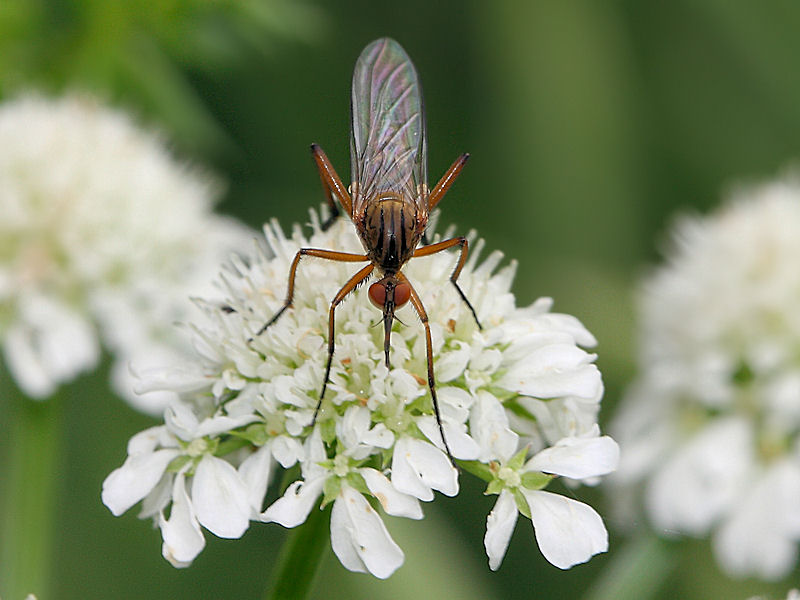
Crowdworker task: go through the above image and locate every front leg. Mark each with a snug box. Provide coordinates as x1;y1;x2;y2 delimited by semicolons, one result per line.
254;248;368;337
315;263;375;422
311;144;352;231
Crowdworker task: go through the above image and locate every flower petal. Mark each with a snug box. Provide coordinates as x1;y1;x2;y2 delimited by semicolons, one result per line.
139;471;174;519
299;427;329;481
4;296;98;398
435;341;470;382
470;391;519;463
159;472;205;568
238;443;274;514
416;416;481;461
524;435;619;480
164;401;200;441
360;467;423;519
126;425;174;455
260;476;325;528
330;485;404;579
194;413;260;438
131;360;211;396
102;448;180;516
391;437;458;501
191;455;251;538
713;459;800;579
646;417;751;535
362;423;394;449
336;405;371;449
270;435;305;469
500;343;601;400
523;489;608;569
484;489;519;571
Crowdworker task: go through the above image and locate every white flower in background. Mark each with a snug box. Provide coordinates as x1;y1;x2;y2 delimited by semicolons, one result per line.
0;94;253;413
611;174;800;580
103;210;617;577
748;591;800;600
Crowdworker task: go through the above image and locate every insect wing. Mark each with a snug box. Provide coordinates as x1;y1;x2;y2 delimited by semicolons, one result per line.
350;38;427;213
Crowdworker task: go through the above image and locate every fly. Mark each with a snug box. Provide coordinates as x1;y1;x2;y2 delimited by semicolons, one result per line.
256;38;481;461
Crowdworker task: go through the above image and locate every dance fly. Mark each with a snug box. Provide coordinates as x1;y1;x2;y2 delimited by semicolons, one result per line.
256;38;481;461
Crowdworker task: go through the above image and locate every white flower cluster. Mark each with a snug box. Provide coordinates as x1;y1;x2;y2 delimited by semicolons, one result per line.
611;175;800;580
748;591;800;600
0;94;252;413
102;212;618;577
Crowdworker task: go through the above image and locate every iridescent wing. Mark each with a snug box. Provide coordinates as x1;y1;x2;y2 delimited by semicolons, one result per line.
350;38;428;214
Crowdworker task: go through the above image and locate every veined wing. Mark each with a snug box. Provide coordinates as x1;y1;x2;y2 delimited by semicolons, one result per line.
350;38;427;213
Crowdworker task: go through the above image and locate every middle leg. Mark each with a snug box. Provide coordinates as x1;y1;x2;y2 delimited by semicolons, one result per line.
254;248;368;337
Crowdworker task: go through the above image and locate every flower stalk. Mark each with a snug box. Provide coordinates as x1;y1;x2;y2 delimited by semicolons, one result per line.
1;387;63;600
265;504;331;600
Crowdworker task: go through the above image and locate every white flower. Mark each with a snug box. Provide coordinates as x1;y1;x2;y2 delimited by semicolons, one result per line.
482;418;619;570
101;426;180;517
260;428;418;578
159;470;205;568
391;436;459;501
713;458;800;580
104;209;616;576
102;403;260;568
0;94;253;412
611;173;800;579
748;591;800;600
329;483;404;579
190;454;252;538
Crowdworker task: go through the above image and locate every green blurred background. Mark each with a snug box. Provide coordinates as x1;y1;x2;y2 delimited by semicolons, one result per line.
2;0;800;598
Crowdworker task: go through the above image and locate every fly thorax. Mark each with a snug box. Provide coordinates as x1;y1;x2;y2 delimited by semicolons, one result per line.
361;195;420;271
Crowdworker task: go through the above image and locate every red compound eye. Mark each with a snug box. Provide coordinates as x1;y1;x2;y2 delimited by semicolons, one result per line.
393;282;411;307
368;282;387;308
369;281;411;308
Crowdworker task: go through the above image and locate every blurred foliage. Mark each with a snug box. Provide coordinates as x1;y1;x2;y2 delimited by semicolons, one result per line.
2;0;800;598
0;0;326;154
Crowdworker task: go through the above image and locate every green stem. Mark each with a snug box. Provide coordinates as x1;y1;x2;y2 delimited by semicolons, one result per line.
264;504;331;600
583;533;677;600
1;389;63;600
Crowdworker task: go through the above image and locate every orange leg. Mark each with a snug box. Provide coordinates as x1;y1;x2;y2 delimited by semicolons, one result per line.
413;237;482;329
311;144;352;229
316;263;375;418
398;272;455;463
427;153;469;212
254;248;368;336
